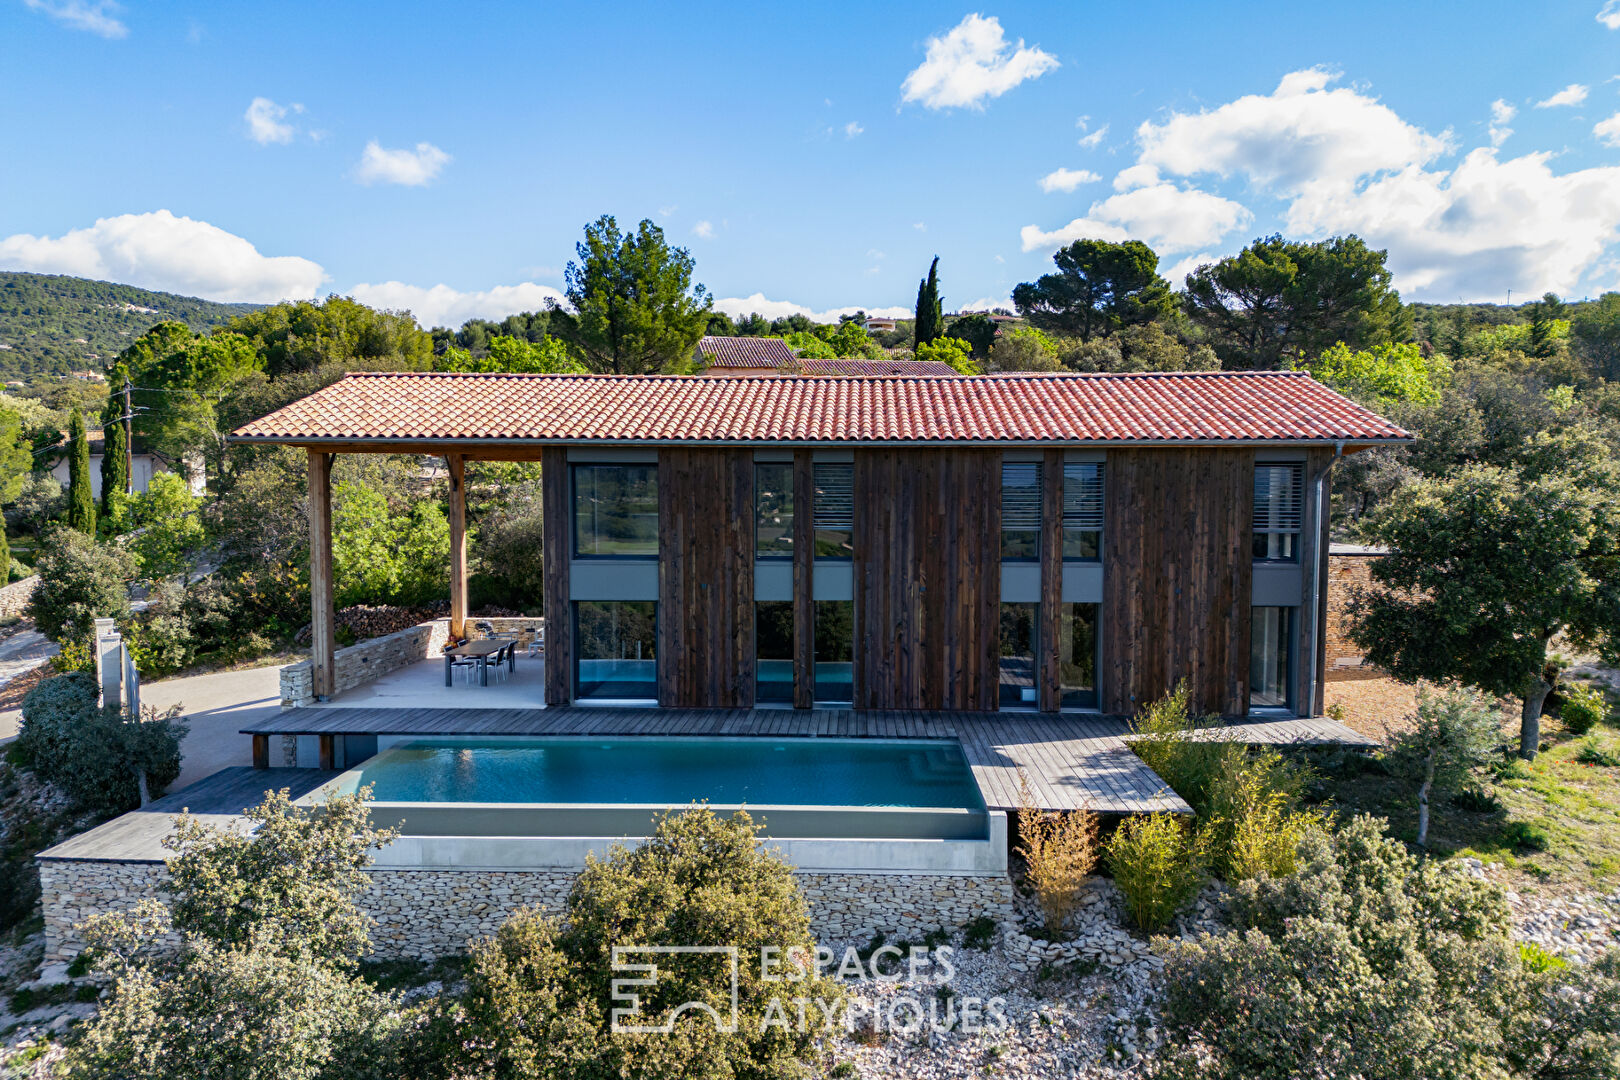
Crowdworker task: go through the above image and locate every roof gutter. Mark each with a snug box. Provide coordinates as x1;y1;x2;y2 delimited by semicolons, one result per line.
226;435;1414;450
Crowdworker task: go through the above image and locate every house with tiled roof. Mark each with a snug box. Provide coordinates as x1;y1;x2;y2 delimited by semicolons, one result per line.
694;334;797;374
233;370;1408;718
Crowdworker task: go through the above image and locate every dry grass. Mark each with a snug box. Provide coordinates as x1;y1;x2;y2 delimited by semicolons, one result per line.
1015;772;1100;936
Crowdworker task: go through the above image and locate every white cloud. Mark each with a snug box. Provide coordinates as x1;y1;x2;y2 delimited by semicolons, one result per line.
959;296;1015;312
0;210;325;302
1038;167;1100;193
1112;163;1160;191
347;281;567;330
1077;123;1109;149
692;220;715;239
1489;98;1516;147
244;97;302;145
900;13;1059;110
1535;83;1589;108
1020;182;1251;253
1594;111;1620;146
1137;68;1451;197
712;293;911;324
355;140;451;186
23;0;126;38
844;120;864;138
1160;252;1218;289
913;221;927;231
1601;0;1620;29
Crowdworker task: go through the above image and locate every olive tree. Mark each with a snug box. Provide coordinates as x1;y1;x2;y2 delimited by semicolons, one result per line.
1388;685;1502;846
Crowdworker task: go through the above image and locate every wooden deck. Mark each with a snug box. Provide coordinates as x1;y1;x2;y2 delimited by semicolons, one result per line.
242;707;1375;815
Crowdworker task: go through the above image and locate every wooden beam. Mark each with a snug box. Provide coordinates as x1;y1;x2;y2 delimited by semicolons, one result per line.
792;450;814;709
251;734;269;769
307;449;335;701
447;454;468;639
541;446;573;706
318;734;335;771
1039;449;1062;712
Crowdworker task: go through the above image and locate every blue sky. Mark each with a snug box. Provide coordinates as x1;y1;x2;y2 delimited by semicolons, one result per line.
3;0;1619;328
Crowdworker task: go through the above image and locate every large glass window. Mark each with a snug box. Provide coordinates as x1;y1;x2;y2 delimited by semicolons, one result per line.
1001;462;1042;561
1062;462;1104;561
1250;606;1294;710
999;602;1038;708
1059;603;1098;708
575;601;657;700
573;464;658;558
814;600;853;702
756;601;794;703
1253;463;1303;563
756;463;793;558
813;463;854;559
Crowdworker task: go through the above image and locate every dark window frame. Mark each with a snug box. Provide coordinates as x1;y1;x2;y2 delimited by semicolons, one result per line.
1062;461;1104;563
572;599;659;702
812;462;854;561
1249;605;1296;712
754;462;794;560
998;601;1040;709
1058;601;1100;709
1253;462;1305;564
1000;461;1042;563
571;462;660;561
755;600;794;703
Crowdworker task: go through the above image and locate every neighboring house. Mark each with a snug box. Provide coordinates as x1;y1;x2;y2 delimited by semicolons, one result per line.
49;432;204;498
862;317;897;332
695;334;797;375
232;371;1410;717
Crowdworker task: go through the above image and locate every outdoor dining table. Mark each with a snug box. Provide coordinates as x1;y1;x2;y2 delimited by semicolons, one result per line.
443;638;515;687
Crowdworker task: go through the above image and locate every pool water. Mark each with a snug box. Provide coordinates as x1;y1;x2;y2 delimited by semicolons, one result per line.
349;737;983;810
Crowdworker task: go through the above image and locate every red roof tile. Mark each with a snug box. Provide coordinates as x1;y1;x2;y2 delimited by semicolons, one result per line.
794;358;959;376
230;371;1411;447
697;336;796;368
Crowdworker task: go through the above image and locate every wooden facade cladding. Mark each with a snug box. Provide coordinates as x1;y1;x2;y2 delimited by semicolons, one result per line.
792;450;815;710
657;449;756;708
1101;448;1253;717
853;449;1001;711
307;449;335;701
540;446;572;706
1039;449;1063;713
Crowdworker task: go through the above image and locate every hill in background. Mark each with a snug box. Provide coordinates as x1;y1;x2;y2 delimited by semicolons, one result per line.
0;272;262;379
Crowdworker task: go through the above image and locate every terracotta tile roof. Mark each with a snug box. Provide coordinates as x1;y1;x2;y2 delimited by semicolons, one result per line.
231;371;1411;447
697;335;796;368
794;359;959;376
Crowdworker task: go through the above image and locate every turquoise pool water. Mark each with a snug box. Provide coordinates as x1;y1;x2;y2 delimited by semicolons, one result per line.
349;737;983;809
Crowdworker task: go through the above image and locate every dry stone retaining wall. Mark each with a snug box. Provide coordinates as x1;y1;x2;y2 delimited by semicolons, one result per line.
40;858;1012;962
0;576;39;619
281;619;452;707
1324;552;1378;676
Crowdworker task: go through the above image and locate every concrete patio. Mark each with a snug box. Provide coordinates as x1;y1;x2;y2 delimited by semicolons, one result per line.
321;653;546;710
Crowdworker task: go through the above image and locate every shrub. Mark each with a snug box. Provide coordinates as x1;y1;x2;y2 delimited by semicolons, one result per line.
1576;737;1620;767
1517;941;1566;973
1129;682;1234;814
124;581;195;678
1202;749;1320;881
1502;820;1549;852
26;526;137;645
16;672;186;813
1106;812;1206;932
1504;951;1620;1080
1451;786;1502;814
163;787;398;966
416;805;844;1078
1016;773;1100;935
1561;684;1608;735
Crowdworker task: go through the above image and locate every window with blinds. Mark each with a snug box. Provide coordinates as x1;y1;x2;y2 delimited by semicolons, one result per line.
1001;462;1042;560
812;462;854;559
1253;463;1304;562
1062;461;1104;560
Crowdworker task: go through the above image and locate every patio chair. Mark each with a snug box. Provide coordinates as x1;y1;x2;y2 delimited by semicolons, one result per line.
525;626;544;658
449;656;481;685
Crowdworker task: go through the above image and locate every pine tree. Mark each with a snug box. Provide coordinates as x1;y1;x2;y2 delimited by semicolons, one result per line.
66;409;96;535
99;384;129;523
914;257;942;349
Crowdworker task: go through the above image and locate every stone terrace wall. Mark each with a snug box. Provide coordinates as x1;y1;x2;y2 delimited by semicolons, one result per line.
40;859;1013;962
281;619;452;707
0;575;39;619
1325;552;1379;676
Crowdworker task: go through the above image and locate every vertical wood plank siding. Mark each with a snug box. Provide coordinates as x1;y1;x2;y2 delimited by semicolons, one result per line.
540;446;572;705
853;449;1001;711
792;451;814;709
658;449;756;707
1102;448;1253;717
1039;449;1063;713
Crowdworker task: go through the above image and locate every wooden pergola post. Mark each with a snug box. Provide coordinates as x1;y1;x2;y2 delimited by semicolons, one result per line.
308;449;335;701
447;453;468;639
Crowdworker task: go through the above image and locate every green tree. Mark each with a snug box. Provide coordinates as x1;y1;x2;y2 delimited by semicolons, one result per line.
65;408;96;534
915;335;980;374
433;334;586;374
1526;292;1565;360
98;375;131;531
130;472;205;582
331;481;450;607
827;318;878;358
1299;341;1446;408
552;215;712;374
1351;446;1620;758
1012;238;1175;343
16;671;186;812
913;256;943;348
26;526;136;644
987;325;1063;372
1387;686;1502;846
947;313;998;358
1570;292;1620;381
0;402;32;582
225;295;432;377
1183;234;1408;369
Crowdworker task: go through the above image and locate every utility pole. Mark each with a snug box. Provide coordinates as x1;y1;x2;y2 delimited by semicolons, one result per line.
121;374;134;495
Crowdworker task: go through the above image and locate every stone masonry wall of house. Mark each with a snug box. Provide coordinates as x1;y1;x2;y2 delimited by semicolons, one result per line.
39;859;1014;962
1325;553;1378;675
0;576;39;619
280;619;453;707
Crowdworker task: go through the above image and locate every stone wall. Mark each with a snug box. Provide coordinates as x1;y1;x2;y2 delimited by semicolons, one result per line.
281;619;452;707
1324;552;1379;676
40;858;1013;962
0;575;39;619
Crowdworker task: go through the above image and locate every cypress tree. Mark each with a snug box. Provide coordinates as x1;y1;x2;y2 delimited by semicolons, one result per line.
914;256;942;349
99;389;129;522
66;410;96;535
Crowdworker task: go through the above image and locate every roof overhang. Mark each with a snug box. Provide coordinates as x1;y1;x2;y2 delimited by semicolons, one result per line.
227;434;1410;453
